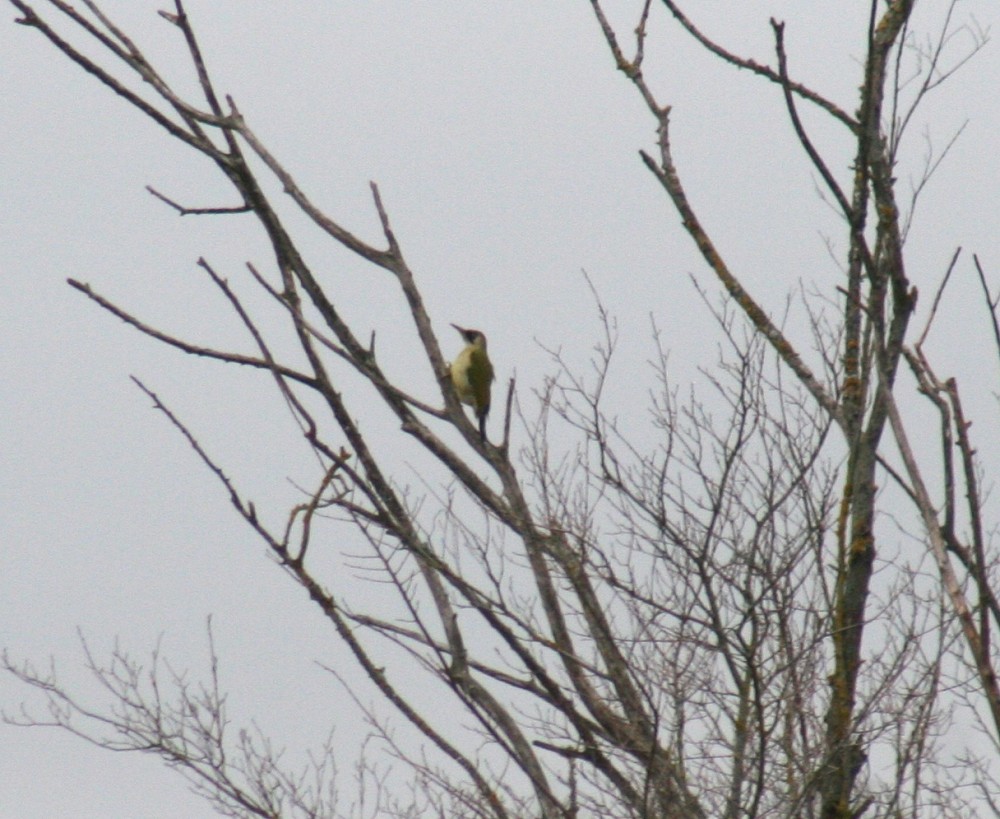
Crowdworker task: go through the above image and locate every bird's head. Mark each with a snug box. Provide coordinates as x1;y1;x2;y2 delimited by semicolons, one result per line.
451;324;487;349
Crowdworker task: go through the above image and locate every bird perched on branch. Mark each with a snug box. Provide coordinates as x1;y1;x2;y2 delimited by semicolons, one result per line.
450;324;494;442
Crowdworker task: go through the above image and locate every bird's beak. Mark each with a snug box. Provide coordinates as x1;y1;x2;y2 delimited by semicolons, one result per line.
451;323;467;335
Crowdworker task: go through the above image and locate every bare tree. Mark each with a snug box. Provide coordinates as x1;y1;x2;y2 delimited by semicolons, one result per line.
4;1;999;817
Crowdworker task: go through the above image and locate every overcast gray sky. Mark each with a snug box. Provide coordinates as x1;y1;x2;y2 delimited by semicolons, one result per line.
3;2;1000;816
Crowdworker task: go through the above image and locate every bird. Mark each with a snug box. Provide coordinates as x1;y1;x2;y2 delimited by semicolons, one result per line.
449;324;494;442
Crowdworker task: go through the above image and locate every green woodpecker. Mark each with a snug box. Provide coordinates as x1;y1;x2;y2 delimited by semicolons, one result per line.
450;324;494;442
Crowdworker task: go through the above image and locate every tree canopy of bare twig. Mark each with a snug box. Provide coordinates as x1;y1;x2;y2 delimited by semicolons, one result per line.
5;2;1000;818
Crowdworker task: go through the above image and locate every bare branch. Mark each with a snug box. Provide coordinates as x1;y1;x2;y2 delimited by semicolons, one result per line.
67;278;317;387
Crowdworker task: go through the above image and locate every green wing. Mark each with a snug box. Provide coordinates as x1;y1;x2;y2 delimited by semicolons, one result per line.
468;352;494;417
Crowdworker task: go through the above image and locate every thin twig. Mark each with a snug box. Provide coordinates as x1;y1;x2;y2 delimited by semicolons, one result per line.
147;186;250;216
973;254;1000;374
915;246;962;349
